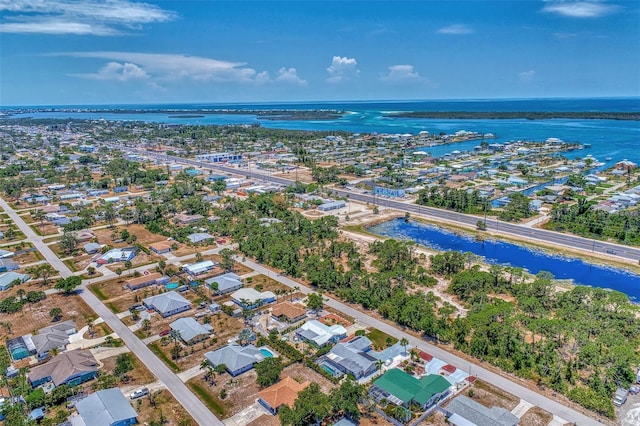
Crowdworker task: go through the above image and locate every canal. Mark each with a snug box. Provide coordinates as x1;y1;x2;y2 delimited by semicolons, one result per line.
369;218;640;302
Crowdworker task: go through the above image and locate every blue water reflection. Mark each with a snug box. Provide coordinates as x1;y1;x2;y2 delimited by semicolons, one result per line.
369;218;640;301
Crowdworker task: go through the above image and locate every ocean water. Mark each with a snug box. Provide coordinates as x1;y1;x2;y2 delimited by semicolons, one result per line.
6;98;640;163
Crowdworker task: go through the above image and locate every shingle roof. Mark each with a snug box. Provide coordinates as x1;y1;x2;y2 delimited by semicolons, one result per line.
27;349;97;386
205;344;264;373
446;395;518;426
205;272;242;293
271;301;306;321
74;388;137;426
170;317;213;342
31;320;76;355
143;291;191;314
257;376;310;410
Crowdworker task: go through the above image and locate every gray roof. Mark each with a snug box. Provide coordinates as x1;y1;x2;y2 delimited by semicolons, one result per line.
143;291;191;314
0;272;29;288
205;344;264;373
324;336;376;377
170;317;213;342
28;349;96;386
446;395;518;426
31;320;76;355
205;272;242;293
187;232;214;243
74;388;137;426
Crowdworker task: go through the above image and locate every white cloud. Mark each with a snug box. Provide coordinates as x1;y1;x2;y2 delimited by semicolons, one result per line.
437;24;474;35
519;70;536;83
379;65;425;83
275;67;307;86
0;0;175;35
73;61;149;81
542;1;620;18
57;51;260;83
326;56;359;83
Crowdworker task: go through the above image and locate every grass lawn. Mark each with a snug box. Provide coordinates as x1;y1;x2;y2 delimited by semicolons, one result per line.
89;285;109;301
366;328;398;350
149;343;180;372
188;382;227;418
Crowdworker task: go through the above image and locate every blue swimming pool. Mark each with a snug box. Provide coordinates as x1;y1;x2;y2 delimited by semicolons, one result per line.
165;283;179;290
259;348;274;358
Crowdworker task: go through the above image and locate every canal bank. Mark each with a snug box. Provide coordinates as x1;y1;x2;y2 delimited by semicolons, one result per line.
364;218;640;302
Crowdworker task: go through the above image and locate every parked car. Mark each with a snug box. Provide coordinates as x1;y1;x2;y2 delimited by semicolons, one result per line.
629;386;640;395
159;329;171;337
129;304;144;312
198;302;207;309
614;388;628;406
130;388;149;400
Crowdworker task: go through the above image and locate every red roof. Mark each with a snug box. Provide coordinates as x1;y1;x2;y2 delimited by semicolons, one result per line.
441;364;457;374
419;350;433;361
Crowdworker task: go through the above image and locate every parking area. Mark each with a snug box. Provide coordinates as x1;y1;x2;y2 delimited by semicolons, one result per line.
618;386;640;426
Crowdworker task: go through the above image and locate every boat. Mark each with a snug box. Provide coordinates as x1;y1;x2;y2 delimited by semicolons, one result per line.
606;157;612;161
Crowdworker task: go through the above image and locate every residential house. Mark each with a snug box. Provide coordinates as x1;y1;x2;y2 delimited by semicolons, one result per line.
143;291;191;317
186;232;214;244
257;376;311;415
204;344;265;376
230;288;276;310
205;272;243;295
28;349;97;387
31;320;76;359
0;249;15;259
84;242;101;255
71;388;137;426
296;320;347;347
271;301;307;323
125;273;169;290
317;336;378;379
174;213;204;225
96;248;136;265
0;272;30;291
369;368;451;410
170;317;213;345
446;395;518;426
184;260;217;276
149;241;173;254
73;229;95;242
0;259;19;273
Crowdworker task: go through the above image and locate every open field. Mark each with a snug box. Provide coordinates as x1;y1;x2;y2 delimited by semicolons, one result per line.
459;380;520;411
134;389;197;426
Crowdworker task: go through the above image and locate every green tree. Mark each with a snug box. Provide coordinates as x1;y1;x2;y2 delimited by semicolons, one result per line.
114;353;134;379
278;383;331;426
305;292;323;312
49;307;62;321
329;377;366;421
55;275;81;294
255;357;284;387
59;230;78;255
219;248;235;272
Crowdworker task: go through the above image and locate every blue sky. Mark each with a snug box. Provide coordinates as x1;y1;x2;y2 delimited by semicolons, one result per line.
1;0;639;105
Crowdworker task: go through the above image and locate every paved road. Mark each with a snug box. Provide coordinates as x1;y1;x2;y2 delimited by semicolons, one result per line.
235;256;603;426
0;197;222;426
128;147;640;262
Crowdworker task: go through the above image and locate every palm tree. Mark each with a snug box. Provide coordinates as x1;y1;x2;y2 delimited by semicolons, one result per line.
375;359;384;376
400;337;409;356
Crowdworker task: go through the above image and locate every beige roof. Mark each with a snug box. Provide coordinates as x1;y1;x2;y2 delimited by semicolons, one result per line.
257;376;310;410
126;272;163;286
271;301;306;321
28;349;97;386
149;241;173;251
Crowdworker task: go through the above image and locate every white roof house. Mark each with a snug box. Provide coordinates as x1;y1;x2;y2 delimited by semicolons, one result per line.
205;272;243;294
143;291;191;317
296;320;347;347
230;288;276;309
183;260;216;276
170;317;213;344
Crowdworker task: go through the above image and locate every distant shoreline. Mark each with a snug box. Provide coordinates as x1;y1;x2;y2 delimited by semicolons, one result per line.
386;111;640;120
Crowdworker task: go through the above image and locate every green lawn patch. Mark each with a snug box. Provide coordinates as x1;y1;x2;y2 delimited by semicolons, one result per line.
149;343;180;372
188;383;226;417
366;328;398;350
88;284;109;301
106;302;119;313
63;259;78;272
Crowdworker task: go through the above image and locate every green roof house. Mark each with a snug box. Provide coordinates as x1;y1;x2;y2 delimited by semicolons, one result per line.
369;368;451;409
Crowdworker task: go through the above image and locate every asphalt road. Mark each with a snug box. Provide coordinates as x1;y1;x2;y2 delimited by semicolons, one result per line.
128;147;640;262
0;197;223;426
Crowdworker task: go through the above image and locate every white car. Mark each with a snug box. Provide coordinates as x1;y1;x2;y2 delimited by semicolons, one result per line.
130;388;149;400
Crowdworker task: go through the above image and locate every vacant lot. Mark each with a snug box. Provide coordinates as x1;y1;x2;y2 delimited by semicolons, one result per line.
0;293;97;342
519;406;554;426
449;380;520;412
134;389;196;426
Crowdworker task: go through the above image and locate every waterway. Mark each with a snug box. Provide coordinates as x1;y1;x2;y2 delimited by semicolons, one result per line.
369;218;640;302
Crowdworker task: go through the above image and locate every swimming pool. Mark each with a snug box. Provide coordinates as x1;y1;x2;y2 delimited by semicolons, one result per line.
165;283;179;290
259;348;274;358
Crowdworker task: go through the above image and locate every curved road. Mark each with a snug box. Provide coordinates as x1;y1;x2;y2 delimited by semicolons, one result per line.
0;197;223;426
